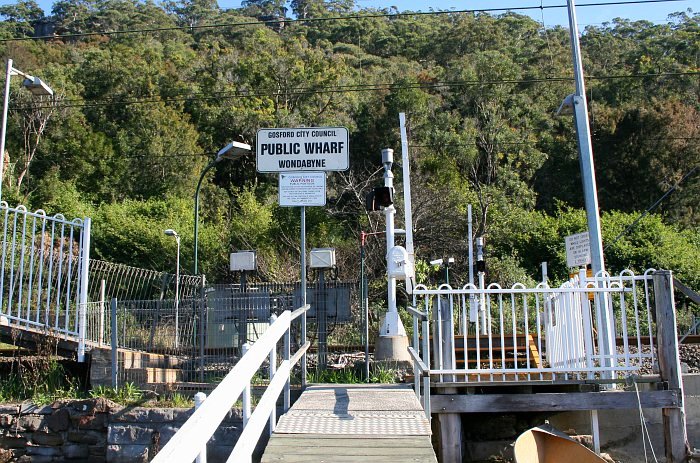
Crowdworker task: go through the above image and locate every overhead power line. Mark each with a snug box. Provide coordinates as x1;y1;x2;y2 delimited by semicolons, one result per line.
11;71;700;111
604;165;699;249
0;0;691;43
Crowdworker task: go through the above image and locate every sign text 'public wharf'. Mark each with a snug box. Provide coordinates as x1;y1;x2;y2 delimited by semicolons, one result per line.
256;127;349;172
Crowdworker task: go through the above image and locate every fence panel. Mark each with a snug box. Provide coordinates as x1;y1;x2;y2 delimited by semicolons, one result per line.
412;270;657;383
0;203;88;338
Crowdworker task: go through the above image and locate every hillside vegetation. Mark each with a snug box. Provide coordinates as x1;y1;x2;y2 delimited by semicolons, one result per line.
0;0;697;287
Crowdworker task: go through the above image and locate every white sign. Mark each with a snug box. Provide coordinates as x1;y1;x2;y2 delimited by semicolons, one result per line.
565;231;591;268
279;172;326;207
256;127;349;172
230;251;257;271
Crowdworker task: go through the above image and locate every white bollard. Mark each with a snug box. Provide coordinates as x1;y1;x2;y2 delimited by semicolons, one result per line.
194;392;208;463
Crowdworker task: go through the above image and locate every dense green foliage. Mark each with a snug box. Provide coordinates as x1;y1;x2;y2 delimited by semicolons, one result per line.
0;2;697;287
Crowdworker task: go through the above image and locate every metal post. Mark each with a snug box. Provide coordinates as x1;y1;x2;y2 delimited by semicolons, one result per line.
98;279;106;346
300;206;307;389
476;237;487;335
242;343;251;427
318;269;327;371
268;314;277;436
0;59;12;203
361;233;369;381
380;148;405;337
110;298;118;388
399;113;415;288
77;217;91;362
194;392;208;463
174;234;180;349
194;161;215;275
283;325;291;412
590;410;600;454
565;0;605;276
199;275;206;383
468;205;477;323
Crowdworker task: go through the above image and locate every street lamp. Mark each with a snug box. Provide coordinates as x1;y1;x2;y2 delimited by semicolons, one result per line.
165;228;181;348
0;59;54;203
193;141;251;275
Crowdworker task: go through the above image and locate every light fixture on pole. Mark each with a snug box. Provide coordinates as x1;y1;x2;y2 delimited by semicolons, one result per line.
165;228;181;348
193;141;251;275
0;59;54;203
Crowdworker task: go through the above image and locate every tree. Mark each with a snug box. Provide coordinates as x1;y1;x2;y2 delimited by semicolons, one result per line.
0;0;44;37
241;0;287;18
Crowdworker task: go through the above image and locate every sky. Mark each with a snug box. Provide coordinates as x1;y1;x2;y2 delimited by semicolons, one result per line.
221;0;694;27
1;0;695;27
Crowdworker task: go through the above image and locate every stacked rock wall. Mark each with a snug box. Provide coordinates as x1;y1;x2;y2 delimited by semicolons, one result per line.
0;399;242;462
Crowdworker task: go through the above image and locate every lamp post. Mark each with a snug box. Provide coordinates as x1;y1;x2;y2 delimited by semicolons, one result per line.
165;229;181;348
0;59;54;203
193;141;251;275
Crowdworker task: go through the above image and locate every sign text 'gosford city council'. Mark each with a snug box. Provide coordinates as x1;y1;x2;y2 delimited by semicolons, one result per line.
256;127;349;172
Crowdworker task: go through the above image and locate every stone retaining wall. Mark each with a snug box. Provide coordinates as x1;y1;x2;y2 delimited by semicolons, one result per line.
0;399;243;462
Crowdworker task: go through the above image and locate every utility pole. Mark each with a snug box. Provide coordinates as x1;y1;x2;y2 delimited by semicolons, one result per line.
561;0;605;276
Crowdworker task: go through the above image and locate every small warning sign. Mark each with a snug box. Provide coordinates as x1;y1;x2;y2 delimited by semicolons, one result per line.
279;172;326;207
565;232;591;268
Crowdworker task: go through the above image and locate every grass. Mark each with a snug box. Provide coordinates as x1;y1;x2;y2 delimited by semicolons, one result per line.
89;384;195;408
307;363;398;384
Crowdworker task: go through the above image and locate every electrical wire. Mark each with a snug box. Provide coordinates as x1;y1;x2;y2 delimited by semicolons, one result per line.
604;165;699;249
10;71;699;111
0;0;691;43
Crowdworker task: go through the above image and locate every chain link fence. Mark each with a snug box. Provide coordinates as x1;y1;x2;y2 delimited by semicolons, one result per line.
88;280;365;393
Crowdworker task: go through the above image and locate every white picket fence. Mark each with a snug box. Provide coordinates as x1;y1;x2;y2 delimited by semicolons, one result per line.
0;203;91;360
409;269;658;386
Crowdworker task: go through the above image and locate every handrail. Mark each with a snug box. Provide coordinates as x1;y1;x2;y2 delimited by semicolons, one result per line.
674;278;700;305
152;305;310;463
406;305;428;320
408;346;429;375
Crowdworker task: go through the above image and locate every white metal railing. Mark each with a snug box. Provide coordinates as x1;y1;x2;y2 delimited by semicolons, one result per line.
0;203;91;360
409;269;659;408
151;304;310;463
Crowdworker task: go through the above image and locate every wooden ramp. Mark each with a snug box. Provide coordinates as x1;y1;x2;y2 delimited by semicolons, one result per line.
262;384;437;463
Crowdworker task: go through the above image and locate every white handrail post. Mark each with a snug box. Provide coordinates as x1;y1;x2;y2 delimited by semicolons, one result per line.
98;279;106;346
242;342;251;427
283;321;291;412
194;392;208;463
77;217;91;363
268;314;277;436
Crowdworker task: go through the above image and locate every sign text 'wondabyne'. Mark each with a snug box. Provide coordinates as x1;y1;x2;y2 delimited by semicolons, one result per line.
256;127;349;172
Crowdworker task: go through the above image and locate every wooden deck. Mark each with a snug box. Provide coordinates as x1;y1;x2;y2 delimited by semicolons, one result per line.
261;384;437;463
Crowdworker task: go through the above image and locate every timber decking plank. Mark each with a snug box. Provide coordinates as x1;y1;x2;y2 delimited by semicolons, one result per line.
265;436;433;448
261;385;437;463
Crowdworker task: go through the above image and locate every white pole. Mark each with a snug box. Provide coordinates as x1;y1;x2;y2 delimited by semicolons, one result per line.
566;0;612;376
468;205;476;322
194;392;208;463
268;314;277;436
0;59;13;203
98;279;106;346
242;343;251;427
566;0;605;276
399;113;415;291
174;234;180;349
77;217;91;362
381;149;404;337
